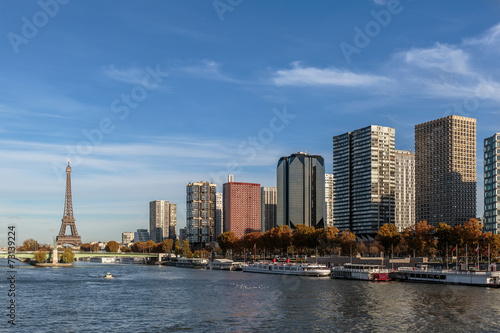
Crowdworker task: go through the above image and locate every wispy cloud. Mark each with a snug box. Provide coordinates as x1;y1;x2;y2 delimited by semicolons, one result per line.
102;65;150;85
464;23;500;50
272;62;391;87
178;60;242;83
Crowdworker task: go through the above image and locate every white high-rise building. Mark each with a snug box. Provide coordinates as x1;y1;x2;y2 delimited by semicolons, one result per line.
215;192;223;237
325;174;334;228
395;150;415;232
149;201;177;243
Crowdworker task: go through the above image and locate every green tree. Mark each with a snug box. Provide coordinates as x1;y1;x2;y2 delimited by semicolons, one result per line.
23;238;39;251
376;224;401;255
34;249;47;263
105;241;120;252
60;248;75;263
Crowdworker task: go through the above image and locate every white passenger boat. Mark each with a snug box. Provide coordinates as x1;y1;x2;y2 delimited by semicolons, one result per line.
395;267;500;287
331;263;391;282
207;259;242;271
90;257;117;264
176;257;208;269
242;262;330;276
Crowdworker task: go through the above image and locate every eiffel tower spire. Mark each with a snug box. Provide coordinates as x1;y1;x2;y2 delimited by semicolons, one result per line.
56;159;82;247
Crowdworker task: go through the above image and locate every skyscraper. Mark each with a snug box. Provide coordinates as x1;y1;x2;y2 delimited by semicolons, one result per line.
215;192;223;238
149;200;177;243
325;174;334;228
186;181;217;247
415;115;476;227
484;133;499;234
277;152;325;229
395;150;415;232
332;125;395;235
223;177;261;237
261;187;277;232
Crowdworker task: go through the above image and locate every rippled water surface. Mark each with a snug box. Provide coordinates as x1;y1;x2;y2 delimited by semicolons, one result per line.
2;261;500;332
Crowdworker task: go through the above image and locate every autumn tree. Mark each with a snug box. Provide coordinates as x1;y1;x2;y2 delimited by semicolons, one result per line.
174;239;182;255
267;225;292;255
182;239;190;256
403;221;436;257
217;231;238;255
241;232;262;253
131;241;146;252
80;243;92;251
22;238;39;251
34;249;47;263
434;223;452;257
292;224;317;254
145;240;156;253
337;230;356;256
105;241;120;252
316;226;339;255
376;224;401;255
154;239;174;253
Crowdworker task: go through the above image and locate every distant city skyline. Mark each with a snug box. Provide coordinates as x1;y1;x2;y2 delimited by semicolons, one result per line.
1;1;499;244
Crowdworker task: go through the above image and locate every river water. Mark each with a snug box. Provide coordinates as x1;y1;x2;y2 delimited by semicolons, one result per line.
1;260;500;332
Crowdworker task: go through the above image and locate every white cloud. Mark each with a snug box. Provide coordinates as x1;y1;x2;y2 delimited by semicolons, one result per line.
272;62;391;87
464;23;500;49
402;43;472;76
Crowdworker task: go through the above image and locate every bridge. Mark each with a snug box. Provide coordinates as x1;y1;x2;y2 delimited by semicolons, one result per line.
0;251;159;260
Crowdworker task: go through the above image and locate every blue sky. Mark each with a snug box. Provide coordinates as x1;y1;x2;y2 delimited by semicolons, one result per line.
1;0;499;245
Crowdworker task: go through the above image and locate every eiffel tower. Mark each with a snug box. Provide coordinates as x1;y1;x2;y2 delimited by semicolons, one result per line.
56;160;82;247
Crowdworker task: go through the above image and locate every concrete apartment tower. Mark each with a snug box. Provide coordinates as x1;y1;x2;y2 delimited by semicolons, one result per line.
484;133;500;234
415;115;476;227
325;174;334;228
395;150;415;232
186;181;217;248
277;152;325;229
261;187;277;232
223;176;261;237
149;200;177;243
333;125;395;236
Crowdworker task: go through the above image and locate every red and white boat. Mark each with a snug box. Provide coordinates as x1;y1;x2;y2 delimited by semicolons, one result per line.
331;263;391;281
